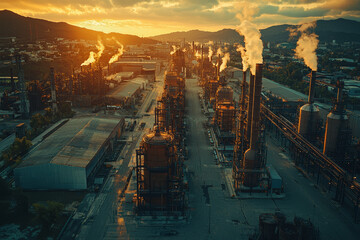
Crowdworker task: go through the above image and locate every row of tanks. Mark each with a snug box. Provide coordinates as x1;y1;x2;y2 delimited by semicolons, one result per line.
135;49;186;215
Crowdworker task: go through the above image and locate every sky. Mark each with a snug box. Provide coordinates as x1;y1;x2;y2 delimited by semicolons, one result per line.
1;0;360;37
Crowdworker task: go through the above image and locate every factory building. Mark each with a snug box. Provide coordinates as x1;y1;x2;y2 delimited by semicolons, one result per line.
14;117;125;190
110;61;160;76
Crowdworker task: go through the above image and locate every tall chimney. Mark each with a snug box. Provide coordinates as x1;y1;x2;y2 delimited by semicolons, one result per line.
246;73;255;140
50;67;58;112
10;68;15;92
243;63;263;188
217;54;221;78
308;71;316;103
15;55;29;118
249;64;262;150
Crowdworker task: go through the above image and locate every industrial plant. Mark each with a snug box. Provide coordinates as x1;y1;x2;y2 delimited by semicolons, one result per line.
1;11;360;240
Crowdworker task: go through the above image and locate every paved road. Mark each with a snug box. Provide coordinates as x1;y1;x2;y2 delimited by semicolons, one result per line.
68;72;164;240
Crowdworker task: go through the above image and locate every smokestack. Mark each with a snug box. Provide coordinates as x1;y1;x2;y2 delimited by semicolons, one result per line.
10;68;15;92
50;67;58;112
246;73;255;140
335;80;344;113
242;63;263;188
69;74;73;96
249;64;262;150
15;55;29;118
308;70;316;103
217;54;221;78
240;71;247;107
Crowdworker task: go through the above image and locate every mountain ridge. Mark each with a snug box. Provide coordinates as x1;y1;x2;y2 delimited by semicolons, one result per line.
0;10;158;45
150;18;360;43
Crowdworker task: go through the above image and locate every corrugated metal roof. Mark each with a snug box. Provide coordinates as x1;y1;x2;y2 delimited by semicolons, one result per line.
17;117;121;168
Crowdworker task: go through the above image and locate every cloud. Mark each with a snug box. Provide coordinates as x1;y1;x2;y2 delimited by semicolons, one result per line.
0;0;359;36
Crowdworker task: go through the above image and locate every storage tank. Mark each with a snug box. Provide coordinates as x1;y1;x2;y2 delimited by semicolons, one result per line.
323;81;350;158
298;71;320;141
142;126;175;207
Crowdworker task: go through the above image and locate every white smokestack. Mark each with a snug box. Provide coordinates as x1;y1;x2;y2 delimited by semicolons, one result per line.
236;20;263;75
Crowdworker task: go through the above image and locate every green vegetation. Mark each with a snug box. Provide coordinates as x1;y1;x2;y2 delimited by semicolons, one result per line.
33;201;64;234
1;137;32;166
28;105;74;139
263;62;334;102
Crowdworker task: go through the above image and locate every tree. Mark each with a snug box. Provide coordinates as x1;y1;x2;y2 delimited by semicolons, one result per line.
33;201;64;231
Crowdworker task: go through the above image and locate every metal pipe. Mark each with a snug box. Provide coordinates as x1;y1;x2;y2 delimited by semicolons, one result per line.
308;71;316;103
246;73;255;140
249;64;263;150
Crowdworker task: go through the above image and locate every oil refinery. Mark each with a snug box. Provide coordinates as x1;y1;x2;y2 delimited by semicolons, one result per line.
1;8;360;240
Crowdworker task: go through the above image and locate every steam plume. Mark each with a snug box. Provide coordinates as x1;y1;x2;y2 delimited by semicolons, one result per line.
81;39;105;66
208;46;213;61
109;40;124;64
81;51;96;66
236;44;249;71
236;20;263;75
293;22;318;71
96;39;104;60
170;45;177;55
220;52;230;72
195;50;201;59
216;47;223;56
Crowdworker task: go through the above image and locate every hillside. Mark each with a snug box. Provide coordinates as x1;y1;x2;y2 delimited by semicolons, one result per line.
0;10;158;45
151;18;360;43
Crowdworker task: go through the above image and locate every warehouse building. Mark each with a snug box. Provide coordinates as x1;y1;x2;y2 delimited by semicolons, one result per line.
14;116;125;190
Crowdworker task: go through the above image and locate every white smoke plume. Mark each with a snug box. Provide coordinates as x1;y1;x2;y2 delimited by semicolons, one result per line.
236;44;249;71
220;52;230;72
81;51;96;66
81;39;105;66
195;50;201;59
170;45;177;55
292;22;318;71
216;47;223;57
208;46;213;61
96;39;104;60
236;20;263;75
109;40;124;64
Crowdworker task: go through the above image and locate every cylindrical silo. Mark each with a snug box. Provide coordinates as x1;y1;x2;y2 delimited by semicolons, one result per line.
142;126;175;207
